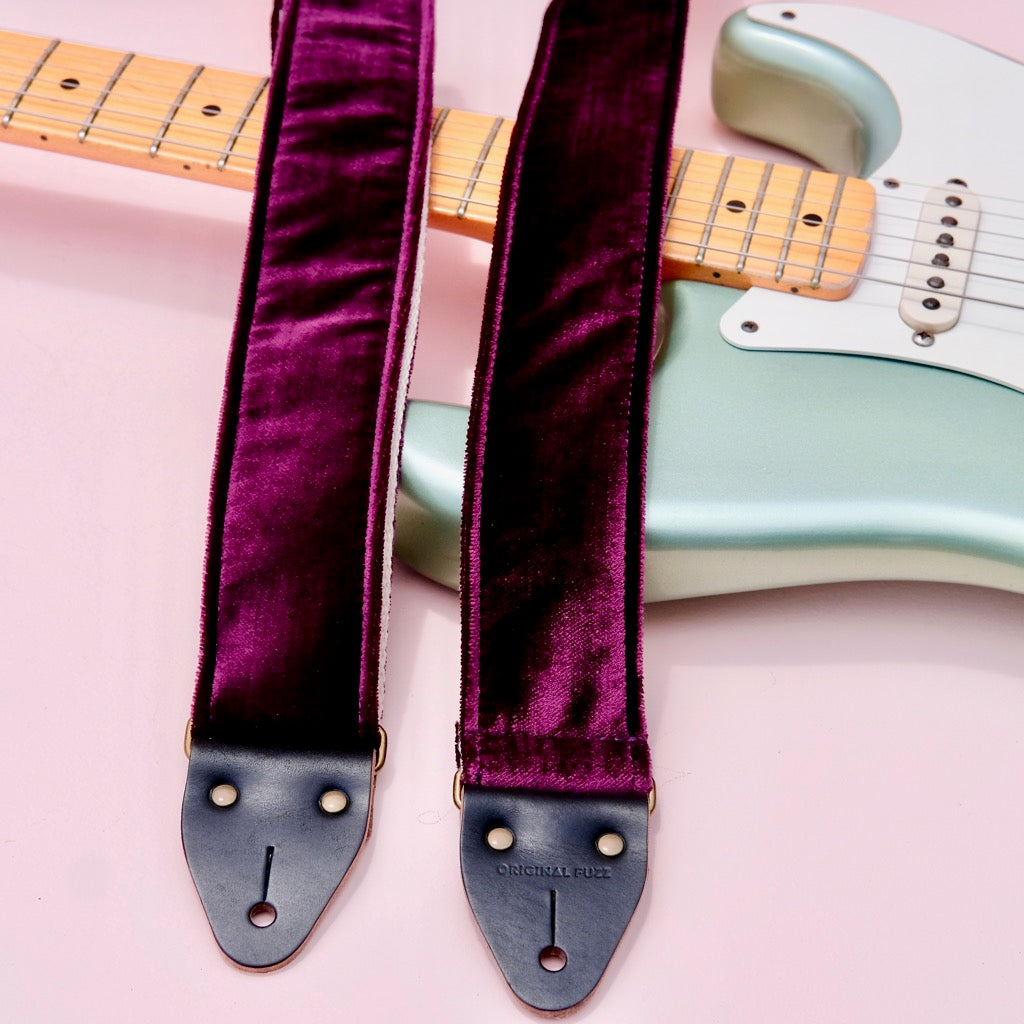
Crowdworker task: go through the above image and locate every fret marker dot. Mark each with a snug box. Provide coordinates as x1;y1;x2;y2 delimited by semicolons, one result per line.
725;199;746;213
486;826;515;851
801;212;823;228
59;77;80;91
209;783;238;808
596;832;625;858
318;789;349;814
201;104;222;117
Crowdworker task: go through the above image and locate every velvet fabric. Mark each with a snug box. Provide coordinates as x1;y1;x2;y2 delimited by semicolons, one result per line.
460;0;687;796
191;0;433;751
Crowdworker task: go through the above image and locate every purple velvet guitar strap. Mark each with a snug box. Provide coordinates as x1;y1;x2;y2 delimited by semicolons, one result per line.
457;0;686;1011
180;0;432;968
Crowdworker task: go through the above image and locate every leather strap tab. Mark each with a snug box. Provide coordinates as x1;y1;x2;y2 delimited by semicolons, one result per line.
183;0;432;967
182;741;376;969
460;788;648;1012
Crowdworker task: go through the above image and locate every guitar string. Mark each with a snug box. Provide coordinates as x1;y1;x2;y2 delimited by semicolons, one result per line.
0;70;267;146
7;70;1024;235
4;96;1024;296
8;53;1024;220
0;58;268;115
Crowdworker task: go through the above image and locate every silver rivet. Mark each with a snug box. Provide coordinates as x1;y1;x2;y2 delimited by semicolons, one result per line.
209;783;238;808
913;331;935;347
319;789;349;814
486;826;515;851
596;832;625;858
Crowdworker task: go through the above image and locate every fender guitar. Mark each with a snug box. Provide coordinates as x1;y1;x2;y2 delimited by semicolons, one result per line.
2;3;1022;600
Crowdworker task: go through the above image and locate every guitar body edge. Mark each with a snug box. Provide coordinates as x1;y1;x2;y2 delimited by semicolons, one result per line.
396;279;1024;602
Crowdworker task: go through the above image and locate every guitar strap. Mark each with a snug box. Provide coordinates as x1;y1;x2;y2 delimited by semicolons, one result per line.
457;0;686;1011
180;0;432;969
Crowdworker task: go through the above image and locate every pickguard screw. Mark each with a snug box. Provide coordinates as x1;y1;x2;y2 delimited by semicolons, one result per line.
883;178;900;189
913;331;935;347
741;320;759;333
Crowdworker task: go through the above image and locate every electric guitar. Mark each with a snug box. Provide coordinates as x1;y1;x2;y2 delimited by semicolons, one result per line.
2;3;1022;601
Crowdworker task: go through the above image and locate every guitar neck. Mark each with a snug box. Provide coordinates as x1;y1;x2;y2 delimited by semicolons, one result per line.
0;29;873;299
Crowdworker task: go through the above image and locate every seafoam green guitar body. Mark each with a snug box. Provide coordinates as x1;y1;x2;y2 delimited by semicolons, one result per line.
396;3;1024;600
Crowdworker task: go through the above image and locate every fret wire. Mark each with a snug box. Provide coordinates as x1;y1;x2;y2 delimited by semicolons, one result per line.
696;155;734;266
431;106;450;143
77;51;134;142
2;38;59;127
433;142;877;217
0;66;266;147
774;168;810;282
662;148;692;240
1;104;260;159
0;59;272;113
810;174;848;289
11;106;1022;278
457;115;503;219
149;64;205;157
667;210;1024;283
217;75;268;170
1;43;1021;220
663;234;1024;299
735;162;774;274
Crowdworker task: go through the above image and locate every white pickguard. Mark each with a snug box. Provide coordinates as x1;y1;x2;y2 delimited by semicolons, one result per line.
719;4;1024;394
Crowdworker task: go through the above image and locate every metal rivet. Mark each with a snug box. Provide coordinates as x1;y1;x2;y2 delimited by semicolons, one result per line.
940;215;958;227
596;832;625;858
932;253;950;267
947;177;968;187
883;177;900;189
486;826;515;851
945;195;962;207
913;331;935;347
319;788;349;814
927;276;945;289
209;783;238;808
936;232;954;247
922;297;940;311
740;320;759;333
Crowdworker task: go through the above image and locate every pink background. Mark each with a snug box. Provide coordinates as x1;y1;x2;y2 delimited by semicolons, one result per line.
3;1;1024;1020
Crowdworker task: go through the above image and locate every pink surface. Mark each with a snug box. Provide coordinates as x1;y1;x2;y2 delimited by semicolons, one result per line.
2;1;1024;1020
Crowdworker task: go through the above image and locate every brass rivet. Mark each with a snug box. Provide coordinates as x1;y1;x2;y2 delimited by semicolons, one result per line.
319;789;349;814
596;831;625;858
209;783;238;808
486;826;515;851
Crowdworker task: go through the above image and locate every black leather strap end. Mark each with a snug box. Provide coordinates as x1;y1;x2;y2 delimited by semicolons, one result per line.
459;787;649;1012
181;740;375;969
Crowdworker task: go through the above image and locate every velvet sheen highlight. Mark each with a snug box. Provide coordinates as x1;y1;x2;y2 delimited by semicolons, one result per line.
460;0;687;796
